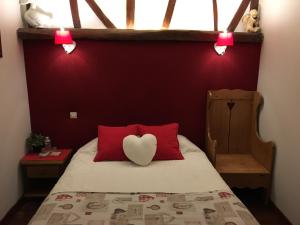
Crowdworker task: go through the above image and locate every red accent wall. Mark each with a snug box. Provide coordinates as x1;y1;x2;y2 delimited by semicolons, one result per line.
23;40;261;150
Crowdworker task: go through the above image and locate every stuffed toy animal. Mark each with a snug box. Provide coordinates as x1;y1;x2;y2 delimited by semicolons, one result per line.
242;9;260;32
19;0;53;28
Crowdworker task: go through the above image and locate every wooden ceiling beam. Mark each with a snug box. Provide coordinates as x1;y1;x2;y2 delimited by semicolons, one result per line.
85;0;116;28
212;0;218;31
126;0;135;29
0;32;2;57
162;0;176;29
69;0;81;28
227;0;251;32
250;0;259;10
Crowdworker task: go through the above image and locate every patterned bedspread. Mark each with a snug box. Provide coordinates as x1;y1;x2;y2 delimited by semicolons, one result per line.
29;190;259;225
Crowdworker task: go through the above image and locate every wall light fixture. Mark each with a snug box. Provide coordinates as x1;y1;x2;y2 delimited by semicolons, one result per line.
214;31;234;56
54;28;76;54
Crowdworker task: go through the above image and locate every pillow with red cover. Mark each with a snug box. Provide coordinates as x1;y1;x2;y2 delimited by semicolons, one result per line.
94;125;138;161
138;123;184;160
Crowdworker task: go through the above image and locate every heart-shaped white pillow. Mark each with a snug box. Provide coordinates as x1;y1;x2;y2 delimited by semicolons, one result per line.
123;134;157;166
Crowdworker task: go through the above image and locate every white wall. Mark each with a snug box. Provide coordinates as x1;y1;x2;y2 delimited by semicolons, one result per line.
0;0;31;220
258;0;300;224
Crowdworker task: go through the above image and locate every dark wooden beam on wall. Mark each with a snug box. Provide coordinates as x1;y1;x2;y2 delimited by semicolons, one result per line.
250;0;259;10
212;0;218;31
162;0;176;29
126;0;135;29
17;28;263;43
85;0;116;28
227;0;251;32
69;0;81;28
0;32;2;58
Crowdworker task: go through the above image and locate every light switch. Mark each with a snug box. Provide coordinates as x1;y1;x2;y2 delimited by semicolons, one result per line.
70;112;78;119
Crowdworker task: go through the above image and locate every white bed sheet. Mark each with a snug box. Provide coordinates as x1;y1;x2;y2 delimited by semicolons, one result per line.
52;137;229;194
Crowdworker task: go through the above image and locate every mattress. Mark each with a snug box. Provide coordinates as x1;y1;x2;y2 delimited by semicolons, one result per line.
51;136;229;194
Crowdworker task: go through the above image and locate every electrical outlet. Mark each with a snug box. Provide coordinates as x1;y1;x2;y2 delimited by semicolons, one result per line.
70;112;78;119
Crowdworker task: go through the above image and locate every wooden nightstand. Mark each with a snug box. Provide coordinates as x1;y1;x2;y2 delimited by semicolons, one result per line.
20;149;73;198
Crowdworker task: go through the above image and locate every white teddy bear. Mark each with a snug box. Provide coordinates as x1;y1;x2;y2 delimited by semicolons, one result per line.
242;9;261;33
19;0;53;28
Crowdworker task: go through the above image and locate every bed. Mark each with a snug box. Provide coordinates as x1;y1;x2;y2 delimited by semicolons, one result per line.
28;135;259;225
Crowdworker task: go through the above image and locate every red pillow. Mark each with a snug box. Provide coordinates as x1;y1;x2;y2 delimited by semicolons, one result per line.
138;123;184;160
94;125;138;161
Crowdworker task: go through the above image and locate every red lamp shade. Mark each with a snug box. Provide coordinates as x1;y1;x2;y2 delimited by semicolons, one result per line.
216;32;234;46
55;29;73;45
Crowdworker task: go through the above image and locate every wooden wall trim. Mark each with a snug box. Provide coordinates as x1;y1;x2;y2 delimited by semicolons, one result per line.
85;0;116;28
162;0;176;29
17;28;263;43
0;32;2;57
69;0;81;28
227;0;251;32
126;0;135;29
212;0;218;31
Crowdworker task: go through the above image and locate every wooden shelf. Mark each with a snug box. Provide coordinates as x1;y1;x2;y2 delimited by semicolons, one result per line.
23;177;57;198
17;28;263;43
23;187;51;198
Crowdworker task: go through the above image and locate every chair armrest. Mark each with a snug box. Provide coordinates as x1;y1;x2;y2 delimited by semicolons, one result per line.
206;131;217;166
251;135;275;172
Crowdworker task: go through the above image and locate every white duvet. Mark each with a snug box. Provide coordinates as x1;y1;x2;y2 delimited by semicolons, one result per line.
52;135;229;194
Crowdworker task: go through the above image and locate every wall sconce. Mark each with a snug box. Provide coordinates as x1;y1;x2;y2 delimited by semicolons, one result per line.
214;32;234;56
54;28;76;54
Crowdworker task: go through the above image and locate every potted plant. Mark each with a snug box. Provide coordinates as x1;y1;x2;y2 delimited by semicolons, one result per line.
26;133;45;153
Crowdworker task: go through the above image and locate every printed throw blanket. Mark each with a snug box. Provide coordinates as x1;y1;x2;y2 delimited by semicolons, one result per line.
29;190;259;225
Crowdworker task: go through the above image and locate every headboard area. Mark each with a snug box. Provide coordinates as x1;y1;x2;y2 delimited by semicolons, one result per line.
23;40;261;150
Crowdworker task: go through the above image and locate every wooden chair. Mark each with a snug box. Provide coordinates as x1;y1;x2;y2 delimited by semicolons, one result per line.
206;89;274;201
